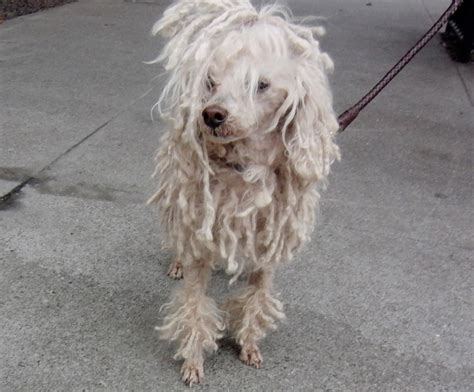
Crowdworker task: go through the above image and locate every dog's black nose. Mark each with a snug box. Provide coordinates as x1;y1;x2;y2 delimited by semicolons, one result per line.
202;105;228;129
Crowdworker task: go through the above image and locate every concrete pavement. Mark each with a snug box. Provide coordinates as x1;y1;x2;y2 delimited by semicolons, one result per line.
1;0;473;390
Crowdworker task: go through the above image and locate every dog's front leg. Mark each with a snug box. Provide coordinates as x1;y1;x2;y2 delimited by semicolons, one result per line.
224;268;285;368
158;260;224;386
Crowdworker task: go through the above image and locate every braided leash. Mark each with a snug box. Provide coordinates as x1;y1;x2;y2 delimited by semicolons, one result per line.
337;0;464;133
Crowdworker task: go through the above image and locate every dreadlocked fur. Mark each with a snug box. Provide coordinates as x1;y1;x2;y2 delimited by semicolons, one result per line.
147;0;340;385
148;0;339;275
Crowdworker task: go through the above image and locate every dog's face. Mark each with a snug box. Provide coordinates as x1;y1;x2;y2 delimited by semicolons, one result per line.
197;25;294;144
154;13;340;181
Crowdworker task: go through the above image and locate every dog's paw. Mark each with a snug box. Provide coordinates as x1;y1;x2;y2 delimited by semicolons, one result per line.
239;343;263;369
167;260;183;280
181;360;204;386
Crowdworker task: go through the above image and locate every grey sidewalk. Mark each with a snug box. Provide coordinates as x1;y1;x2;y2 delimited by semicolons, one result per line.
1;0;473;390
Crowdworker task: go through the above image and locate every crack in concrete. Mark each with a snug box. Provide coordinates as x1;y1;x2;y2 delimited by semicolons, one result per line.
455;66;474;106
0;181;29;210
0;86;155;210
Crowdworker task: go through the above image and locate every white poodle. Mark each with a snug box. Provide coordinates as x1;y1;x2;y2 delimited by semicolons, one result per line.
147;0;340;385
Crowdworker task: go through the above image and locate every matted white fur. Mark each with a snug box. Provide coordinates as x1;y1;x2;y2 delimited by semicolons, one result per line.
148;0;340;385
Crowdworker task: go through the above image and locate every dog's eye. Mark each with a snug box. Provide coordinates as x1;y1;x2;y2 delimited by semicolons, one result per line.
207;76;216;91
257;80;270;93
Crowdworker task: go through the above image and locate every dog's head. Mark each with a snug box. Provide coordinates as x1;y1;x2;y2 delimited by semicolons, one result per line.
151;1;340;182
197;22;295;145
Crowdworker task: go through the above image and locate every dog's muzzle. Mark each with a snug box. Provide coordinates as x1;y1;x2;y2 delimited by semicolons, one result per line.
202;105;228;129
201;106;240;142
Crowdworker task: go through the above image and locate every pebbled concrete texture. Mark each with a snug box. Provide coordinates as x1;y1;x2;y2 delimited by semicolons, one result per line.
1;0;473;391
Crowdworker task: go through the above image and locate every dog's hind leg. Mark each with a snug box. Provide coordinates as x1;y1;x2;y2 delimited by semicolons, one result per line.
158;259;224;386
224;268;285;368
167;259;183;280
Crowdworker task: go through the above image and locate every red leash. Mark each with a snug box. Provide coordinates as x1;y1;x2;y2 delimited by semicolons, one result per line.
337;0;465;133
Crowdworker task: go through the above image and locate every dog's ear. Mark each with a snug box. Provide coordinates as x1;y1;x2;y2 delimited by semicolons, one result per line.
283;58;340;182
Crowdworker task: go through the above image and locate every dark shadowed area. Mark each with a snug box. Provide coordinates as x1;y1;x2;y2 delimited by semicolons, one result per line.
0;0;75;20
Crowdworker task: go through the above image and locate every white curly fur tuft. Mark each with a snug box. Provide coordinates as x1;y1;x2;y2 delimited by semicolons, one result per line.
224;285;285;345
157;290;225;359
